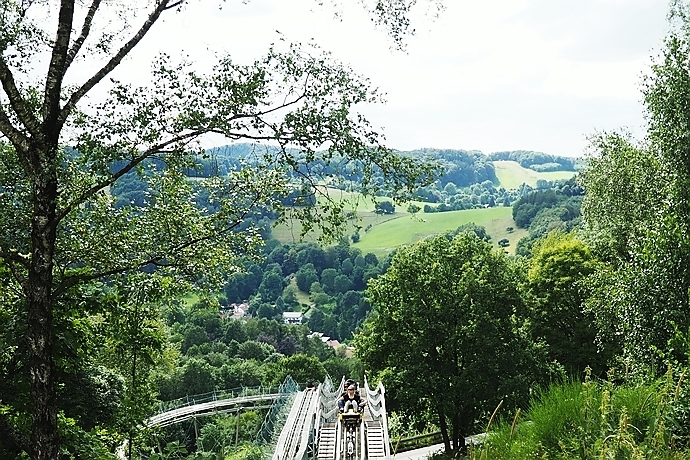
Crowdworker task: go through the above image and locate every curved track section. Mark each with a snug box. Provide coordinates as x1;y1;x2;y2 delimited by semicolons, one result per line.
361;376;391;459
148;380;299;429
315;378;342;459
148;393;279;427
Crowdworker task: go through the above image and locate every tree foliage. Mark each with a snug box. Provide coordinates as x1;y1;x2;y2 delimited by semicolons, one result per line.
579;1;690;374
357;231;546;455
0;1;442;458
526;230;610;377
579;132;666;264
489;150;578;171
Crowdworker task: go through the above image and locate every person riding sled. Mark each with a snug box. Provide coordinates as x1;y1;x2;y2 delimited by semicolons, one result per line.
338;383;365;413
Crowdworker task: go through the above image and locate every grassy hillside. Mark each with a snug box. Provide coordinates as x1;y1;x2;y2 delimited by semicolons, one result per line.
494;160;576;189
272;157;581;257
352;206;527;257
271;209;400;244
271;187;426;243
273;204;527;258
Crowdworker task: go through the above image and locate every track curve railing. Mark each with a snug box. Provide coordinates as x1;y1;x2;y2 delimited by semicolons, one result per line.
363;375;392;459
272;383;321;460
154;385;282;414
148;392;279;428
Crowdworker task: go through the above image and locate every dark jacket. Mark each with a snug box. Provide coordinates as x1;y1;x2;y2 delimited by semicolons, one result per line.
338;391;363;412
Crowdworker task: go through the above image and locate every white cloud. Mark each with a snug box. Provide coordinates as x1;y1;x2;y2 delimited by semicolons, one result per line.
83;0;672;157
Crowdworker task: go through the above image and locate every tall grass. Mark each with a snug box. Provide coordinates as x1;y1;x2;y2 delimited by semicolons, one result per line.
473;367;690;459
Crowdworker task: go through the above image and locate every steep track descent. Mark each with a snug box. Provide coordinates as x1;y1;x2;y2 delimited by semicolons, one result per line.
273;376;391;460
146;377;391;459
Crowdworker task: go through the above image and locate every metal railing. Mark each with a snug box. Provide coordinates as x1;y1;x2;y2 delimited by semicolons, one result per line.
363;375;392;459
255;376;301;450
391;431;443;453
156;385;283;414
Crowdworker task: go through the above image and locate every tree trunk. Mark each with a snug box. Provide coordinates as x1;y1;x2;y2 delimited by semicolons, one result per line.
26;154;59;460
437;405;451;454
452;412;466;453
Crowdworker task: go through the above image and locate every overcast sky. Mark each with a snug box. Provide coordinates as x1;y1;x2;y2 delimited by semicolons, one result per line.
131;0;671;158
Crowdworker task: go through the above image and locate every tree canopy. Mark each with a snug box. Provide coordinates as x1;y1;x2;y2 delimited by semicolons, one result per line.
526;230;608;377
578;1;690;373
357;231;546;454
0;1;442;458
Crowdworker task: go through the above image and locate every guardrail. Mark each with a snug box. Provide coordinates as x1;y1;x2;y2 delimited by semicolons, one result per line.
363;375;391;459
391;431;443;454
156;385;284;415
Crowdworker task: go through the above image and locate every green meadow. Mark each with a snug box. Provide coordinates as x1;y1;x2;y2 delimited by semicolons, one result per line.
352;206;528;257
271;161;576;256
273;205;528;257
494;160;576;189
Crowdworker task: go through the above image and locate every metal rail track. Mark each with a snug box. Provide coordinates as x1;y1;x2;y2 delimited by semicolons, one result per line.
147;376;392;459
148;393;281;427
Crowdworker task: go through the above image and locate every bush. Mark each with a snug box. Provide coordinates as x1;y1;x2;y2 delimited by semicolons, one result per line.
224;443;263;460
474;368;690;459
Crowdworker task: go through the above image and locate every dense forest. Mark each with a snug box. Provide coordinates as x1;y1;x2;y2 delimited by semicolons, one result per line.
488;150;582;172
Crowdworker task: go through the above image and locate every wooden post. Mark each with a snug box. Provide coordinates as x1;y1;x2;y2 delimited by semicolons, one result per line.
235;408;242;446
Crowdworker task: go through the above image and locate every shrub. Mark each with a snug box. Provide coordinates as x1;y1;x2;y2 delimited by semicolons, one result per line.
475;367;690;459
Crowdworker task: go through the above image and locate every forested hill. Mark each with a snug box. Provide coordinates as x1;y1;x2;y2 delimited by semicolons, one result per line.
203;144;579;188
400;148;497;188
489;150;580;172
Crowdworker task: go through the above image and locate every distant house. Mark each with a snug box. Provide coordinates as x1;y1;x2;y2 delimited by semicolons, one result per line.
308;332;352;356
221;302;250;320
308;331;331;341
283;311;303;325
